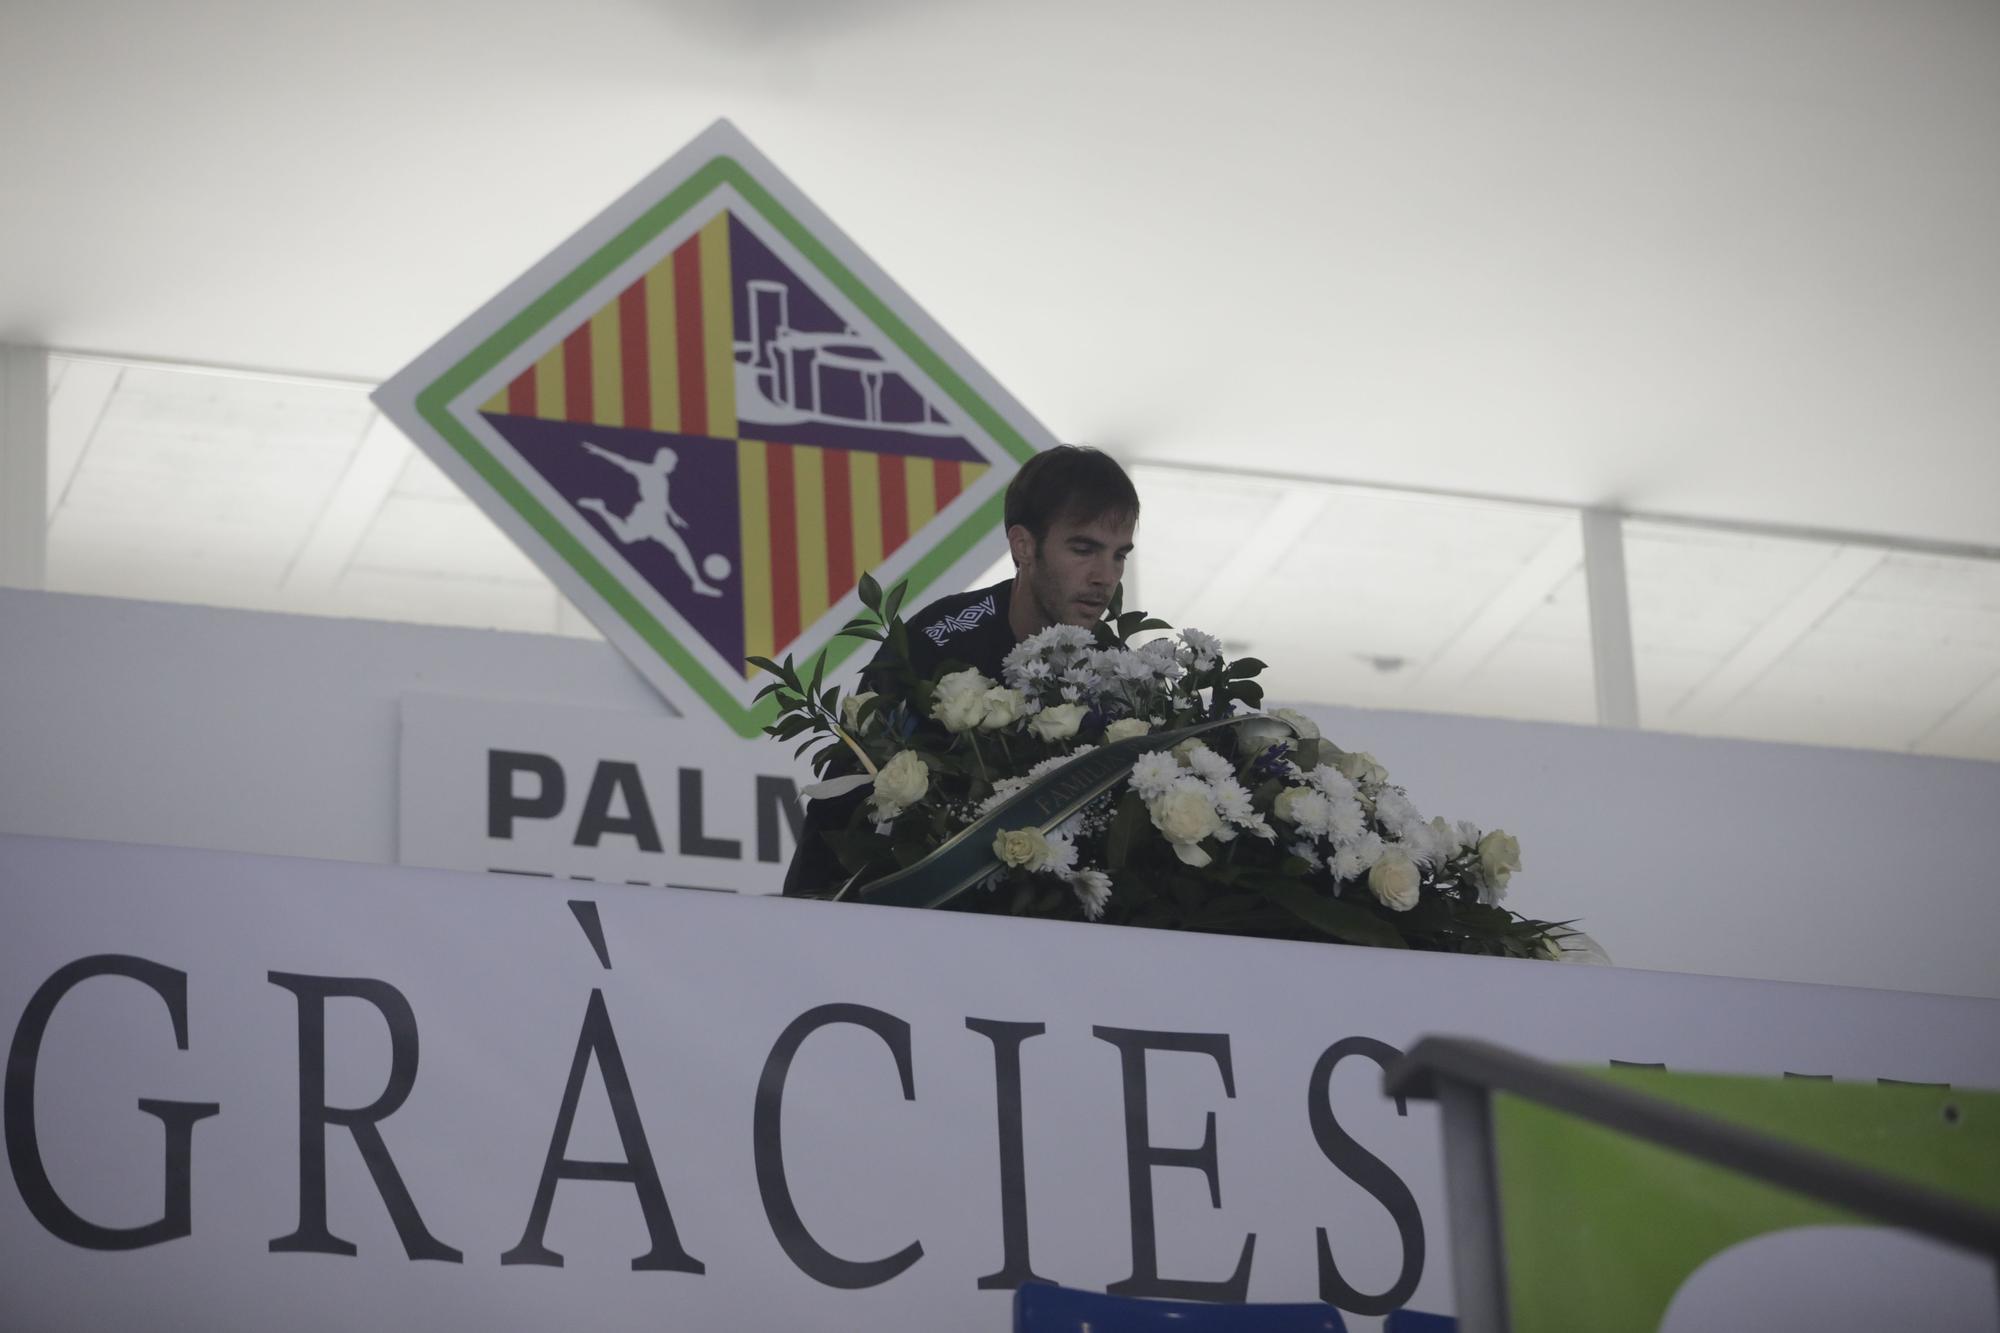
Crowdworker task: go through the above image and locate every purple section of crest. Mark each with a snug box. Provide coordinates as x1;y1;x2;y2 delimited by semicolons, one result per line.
727;214;982;464
481;413;746;669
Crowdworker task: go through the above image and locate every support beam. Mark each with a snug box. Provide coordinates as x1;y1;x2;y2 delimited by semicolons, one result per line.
0;344;50;589
1581;508;1639;729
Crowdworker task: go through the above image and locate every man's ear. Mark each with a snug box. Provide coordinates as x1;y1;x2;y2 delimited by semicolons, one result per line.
1006;523;1036;570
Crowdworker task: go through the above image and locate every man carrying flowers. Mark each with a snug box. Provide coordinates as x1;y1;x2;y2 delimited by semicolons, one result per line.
781;446;1141;896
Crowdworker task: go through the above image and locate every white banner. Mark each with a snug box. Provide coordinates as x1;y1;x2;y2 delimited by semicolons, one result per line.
399;694;814;893
4;833;1996;1331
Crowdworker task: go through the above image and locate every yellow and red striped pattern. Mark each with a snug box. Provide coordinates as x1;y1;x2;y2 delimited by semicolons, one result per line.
482;213;737;437
736;442;988;668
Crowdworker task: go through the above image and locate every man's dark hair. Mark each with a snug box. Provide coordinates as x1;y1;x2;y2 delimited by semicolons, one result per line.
1003;445;1140;544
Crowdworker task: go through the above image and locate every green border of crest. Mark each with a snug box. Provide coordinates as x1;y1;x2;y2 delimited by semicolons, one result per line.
411;156;1036;738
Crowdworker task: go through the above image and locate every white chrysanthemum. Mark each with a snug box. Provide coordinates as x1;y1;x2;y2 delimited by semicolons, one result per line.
1275;787;1335;838
1289;840;1323;870
1182;742;1234;785
1137;638;1185;680
1420;816;1459;868
976;776;1030;815
1179;627;1223;672
1104;649;1155;682
1307;764;1357;804
1454;819;1483;853
1046;624;1096;653
1373;789;1425;841
1027;751;1084;780
1040;830;1079;879
1394;836;1435;871
1005;658;1053;691
1130;751;1180;801
1326;796;1366;846
1071;868;1113;921
1208;775;1271;838
1331;831;1386;882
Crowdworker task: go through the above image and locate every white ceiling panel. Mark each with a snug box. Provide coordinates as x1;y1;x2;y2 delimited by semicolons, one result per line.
3;0;1997;552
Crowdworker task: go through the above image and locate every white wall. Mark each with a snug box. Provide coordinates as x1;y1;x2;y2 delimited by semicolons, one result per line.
3;587;1996;1000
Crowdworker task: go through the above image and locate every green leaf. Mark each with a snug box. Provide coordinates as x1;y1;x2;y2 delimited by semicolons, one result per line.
1107;582;1125;620
842;626;885;643
1227;658;1267;679
883;579;909;624
745;655;784;679
809;649;827;700
769;714;813;742
1265;883;1408;948
858;572;882;613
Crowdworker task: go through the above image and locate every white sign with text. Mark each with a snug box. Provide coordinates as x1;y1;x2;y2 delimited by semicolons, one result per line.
399;693;815;894
3;834;1996;1331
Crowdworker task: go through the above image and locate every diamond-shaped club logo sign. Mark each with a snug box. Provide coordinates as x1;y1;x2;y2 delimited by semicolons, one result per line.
374;121;1047;737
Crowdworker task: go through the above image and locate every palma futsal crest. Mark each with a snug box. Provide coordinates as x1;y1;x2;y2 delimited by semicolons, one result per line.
375;122;1047;736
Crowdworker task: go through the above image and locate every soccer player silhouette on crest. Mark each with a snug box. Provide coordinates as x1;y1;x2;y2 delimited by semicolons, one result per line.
577;441;725;597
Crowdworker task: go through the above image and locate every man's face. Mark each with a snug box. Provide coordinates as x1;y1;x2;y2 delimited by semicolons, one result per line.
1011;509;1137;630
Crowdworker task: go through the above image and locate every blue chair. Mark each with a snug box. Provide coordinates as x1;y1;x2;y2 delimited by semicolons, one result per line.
1014;1282;1348;1331
1383;1312;1456;1332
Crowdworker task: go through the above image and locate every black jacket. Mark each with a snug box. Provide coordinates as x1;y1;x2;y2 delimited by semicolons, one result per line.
781;579;1020;895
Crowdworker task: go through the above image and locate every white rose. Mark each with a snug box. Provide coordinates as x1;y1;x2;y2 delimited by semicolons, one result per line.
1334;749;1388;787
1271;708;1320;741
1030;702;1088;742
1368;850;1422;912
1149;779;1222;867
868;750;929;820
839;691;878;733
1477;830;1522;894
979;686;1027;731
993;827;1051;870
1104;717;1153;743
931;668;996;733
1232;715;1293;750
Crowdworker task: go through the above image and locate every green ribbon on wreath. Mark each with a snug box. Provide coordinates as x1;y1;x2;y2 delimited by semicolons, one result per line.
855;714;1289;910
